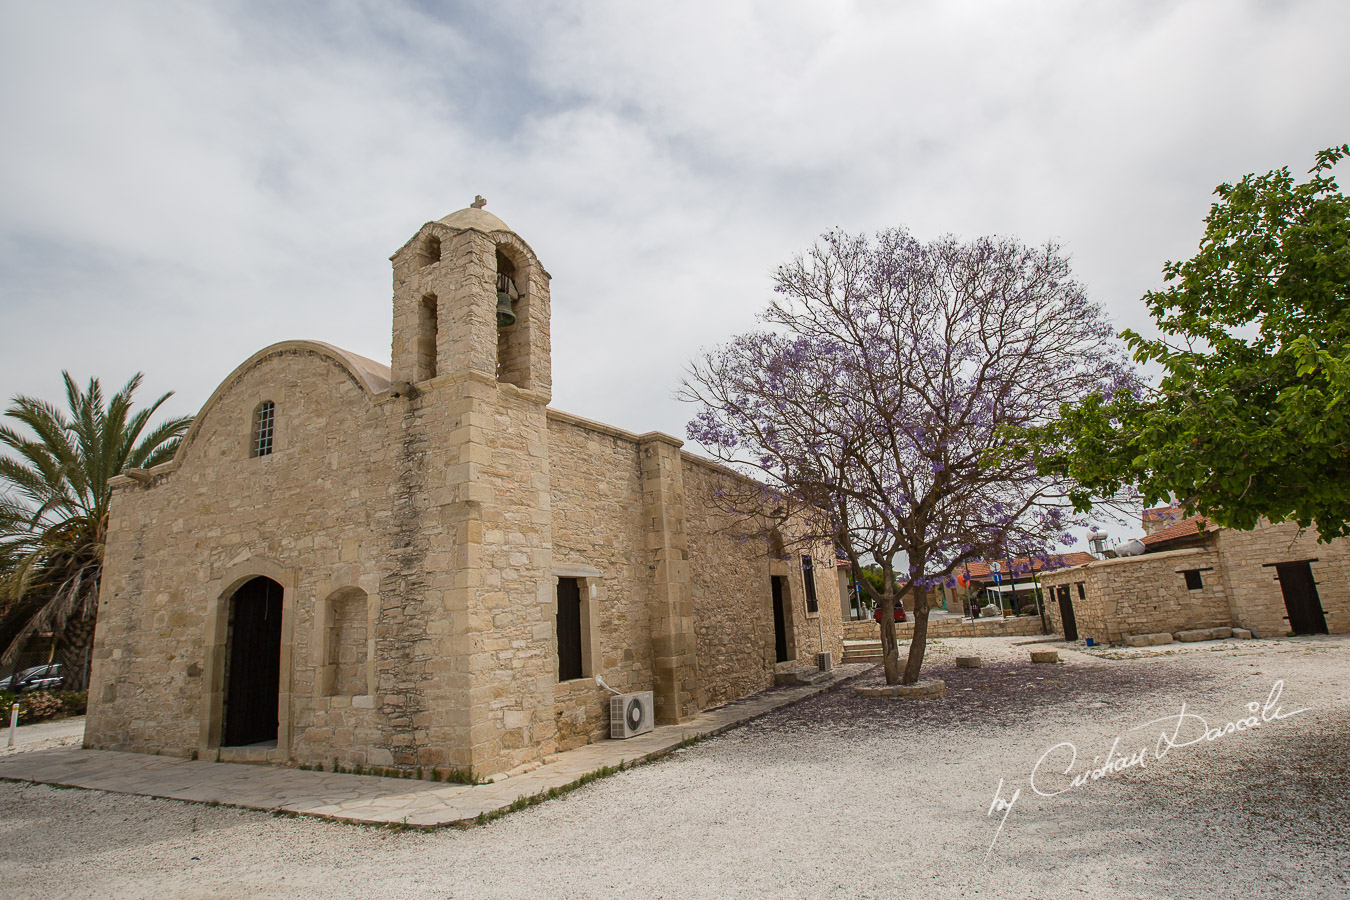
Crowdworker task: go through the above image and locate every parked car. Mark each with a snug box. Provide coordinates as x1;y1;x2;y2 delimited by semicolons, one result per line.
872;604;908;623
0;664;65;693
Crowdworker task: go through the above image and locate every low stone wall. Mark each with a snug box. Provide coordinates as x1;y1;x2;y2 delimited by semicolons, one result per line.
841;616;1046;642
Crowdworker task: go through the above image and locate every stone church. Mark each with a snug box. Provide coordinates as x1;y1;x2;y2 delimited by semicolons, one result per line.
85;201;843;779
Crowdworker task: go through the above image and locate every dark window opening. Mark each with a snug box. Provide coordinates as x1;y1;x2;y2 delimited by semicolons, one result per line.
418;293;438;381
802;555;818;614
557;577;583;681
1076;582;1086;601
252;401;274;458
1183;569;1204;591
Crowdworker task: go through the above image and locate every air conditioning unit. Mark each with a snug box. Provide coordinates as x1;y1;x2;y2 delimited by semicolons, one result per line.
610;691;654;739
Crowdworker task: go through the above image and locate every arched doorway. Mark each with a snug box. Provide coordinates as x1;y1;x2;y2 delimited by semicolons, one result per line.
222;576;284;746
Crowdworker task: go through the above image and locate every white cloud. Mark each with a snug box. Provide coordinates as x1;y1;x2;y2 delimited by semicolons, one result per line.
1;0;1347;477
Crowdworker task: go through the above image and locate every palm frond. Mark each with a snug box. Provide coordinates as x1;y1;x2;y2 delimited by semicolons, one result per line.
0;370;190;672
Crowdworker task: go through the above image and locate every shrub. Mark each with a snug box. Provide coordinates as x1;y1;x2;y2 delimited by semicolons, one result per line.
19;691;62;723
0;689;87;724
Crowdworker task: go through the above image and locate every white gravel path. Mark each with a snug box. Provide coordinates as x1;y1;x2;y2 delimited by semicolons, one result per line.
1;636;1346;899
0;716;85;756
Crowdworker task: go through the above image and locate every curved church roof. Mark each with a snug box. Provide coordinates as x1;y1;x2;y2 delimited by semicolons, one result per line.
437;205;512;234
164;340;393;470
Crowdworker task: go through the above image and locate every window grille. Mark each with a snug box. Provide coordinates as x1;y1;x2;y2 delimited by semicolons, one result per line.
253;401;275;457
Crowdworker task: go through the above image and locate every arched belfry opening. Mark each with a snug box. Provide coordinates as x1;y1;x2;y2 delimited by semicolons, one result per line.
420;234;441;267
417;292;438;382
496;245;528;387
222;576;284;747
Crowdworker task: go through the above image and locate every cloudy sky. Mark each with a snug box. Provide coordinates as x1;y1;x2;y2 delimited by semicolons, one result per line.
2;0;1347;524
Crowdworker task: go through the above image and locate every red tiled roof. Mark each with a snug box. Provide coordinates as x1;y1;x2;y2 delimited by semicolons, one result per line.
960;552;1096;582
1139;514;1215;548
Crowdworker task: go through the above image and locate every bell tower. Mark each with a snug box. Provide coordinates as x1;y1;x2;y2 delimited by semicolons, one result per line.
387;198;556;778
390;196;551;393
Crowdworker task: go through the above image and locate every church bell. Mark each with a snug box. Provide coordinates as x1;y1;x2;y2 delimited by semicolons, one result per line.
495;272;517;328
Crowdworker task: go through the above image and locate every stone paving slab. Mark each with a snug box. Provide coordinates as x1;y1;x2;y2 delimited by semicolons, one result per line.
0;664;867;828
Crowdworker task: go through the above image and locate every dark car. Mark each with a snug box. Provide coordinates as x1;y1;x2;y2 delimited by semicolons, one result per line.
872;604;908;623
0;664;65;693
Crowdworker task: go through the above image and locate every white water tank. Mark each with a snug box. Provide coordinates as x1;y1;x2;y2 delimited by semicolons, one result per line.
1115;538;1146;557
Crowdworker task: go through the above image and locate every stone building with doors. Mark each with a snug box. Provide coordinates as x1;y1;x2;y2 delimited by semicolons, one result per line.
1039;515;1348;644
84;201;842;780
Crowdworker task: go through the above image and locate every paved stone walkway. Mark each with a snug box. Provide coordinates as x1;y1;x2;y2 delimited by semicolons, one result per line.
0;665;866;828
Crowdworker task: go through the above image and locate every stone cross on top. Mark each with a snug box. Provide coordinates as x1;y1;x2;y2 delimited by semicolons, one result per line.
471;195;487;209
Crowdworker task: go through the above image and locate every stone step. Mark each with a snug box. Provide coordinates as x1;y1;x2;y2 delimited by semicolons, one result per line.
841;639;888;664
773;667;833;687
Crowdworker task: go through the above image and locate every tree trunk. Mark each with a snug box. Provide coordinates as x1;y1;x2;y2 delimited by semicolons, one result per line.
903;585;930;684
879;594;900;685
56;613;96;692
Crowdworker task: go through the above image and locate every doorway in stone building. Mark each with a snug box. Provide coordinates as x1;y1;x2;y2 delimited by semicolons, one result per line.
1056;584;1079;642
1274;561;1328;635
771;576;790;663
222;576;284;746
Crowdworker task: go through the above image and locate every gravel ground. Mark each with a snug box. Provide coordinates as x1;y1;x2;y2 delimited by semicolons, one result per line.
1;635;1346;899
0;716;85;756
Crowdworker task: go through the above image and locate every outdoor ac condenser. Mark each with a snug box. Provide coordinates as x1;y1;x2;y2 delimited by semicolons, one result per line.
610;691;654;739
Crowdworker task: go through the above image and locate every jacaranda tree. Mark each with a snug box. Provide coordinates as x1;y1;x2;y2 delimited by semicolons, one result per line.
683;229;1133;684
0;373;191;690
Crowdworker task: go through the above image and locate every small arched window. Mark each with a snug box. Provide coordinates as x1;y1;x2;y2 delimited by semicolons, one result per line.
252;401;275;457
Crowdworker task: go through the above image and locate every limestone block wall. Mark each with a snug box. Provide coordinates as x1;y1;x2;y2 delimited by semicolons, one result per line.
681;457;844;708
450;378;556;776
547;413;651;749
1214;521;1350;636
1040;547;1229;643
87;345;408;766
1038;566;1095;639
682;460;773;709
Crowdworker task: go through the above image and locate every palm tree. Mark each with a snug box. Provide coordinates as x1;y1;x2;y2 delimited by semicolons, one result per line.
0;373;191;691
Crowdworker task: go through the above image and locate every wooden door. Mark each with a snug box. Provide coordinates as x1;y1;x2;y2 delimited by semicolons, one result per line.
771;576;789;663
223;576;283;747
1276;562;1328;635
1057;584;1079;642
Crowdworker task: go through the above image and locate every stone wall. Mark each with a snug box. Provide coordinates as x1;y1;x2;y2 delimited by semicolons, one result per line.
547;413;650;749
1039;547;1229;643
1036;521;1350;643
681;455;843;698
87;344;403;767
1214;520;1350;636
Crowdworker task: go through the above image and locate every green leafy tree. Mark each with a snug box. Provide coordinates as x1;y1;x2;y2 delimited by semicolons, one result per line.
1033;146;1350;540
0;373;191;690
